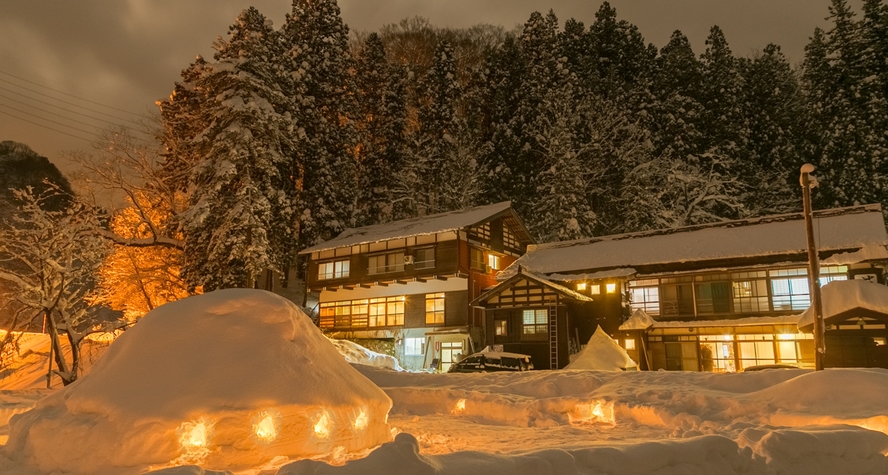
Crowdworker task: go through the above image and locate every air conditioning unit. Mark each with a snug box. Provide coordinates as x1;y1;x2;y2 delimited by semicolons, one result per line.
404;255;415;265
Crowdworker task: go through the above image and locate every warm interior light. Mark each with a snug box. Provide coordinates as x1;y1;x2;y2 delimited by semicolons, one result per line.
576;282;587;291
176;419;212;463
606;283;616;293
569;400;615;425
453;399;466;414
354;409;368;431
314;412;331;438
254;414;277;442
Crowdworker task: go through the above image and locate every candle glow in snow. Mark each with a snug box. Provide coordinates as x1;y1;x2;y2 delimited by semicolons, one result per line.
5;290;393;474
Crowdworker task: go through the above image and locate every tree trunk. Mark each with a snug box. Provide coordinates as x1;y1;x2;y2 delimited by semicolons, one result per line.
45;310;75;385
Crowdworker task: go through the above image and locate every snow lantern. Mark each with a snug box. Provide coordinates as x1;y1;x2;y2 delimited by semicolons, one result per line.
5;289;393;474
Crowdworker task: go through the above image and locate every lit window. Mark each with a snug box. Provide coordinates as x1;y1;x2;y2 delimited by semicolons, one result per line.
488;254;501;270
576;282;587;291
368;296;405;327
590;285;601;295
606;283;616;293
495;320;508;336
318;259;349;280
522;309;548;340
624;338;636;350
405;337;424;355
630;286;659;315
425;293;444;325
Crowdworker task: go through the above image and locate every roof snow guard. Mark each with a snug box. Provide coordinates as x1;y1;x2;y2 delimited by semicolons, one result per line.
299;201;533;254
502;204;888;276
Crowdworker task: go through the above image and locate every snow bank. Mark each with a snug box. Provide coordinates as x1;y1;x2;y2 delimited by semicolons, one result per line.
565;327;636;371
328;338;403;371
4;289;392;474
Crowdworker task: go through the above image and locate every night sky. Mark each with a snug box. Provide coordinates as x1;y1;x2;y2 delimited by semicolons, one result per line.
0;0;856;173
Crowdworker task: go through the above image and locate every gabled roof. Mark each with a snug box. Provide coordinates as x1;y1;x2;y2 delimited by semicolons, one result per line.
299;201;533;254
471;267;594;307
500;204;888;277
798;280;888;331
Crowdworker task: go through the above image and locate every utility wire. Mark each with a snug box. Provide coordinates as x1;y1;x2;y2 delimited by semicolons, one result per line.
0;91;140;131
0;102;102;137
0;109;94;143
0;77;145;127
0;69;143;117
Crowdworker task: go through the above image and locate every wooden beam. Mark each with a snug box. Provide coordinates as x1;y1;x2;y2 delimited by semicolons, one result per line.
433;275;448;281
375;281;388;287
414;277;427;283
341;285;354;290
325;287;338;292
358;283;372;289
394;279;408;285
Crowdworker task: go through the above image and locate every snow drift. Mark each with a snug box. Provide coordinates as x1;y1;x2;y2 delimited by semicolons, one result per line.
565;326;637;371
4;289;392;474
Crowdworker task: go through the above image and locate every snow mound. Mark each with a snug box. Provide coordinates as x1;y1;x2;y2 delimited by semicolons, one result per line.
565;327;637;371
618;309;654;331
5;289;392;474
750;368;888;417
329;338;403;371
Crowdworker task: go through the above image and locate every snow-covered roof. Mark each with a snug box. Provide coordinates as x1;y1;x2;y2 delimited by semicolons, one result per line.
299;201;524;254
648;315;802;329
502;205;888;276
472;267;595;306
798;280;888;330
545;268;638;283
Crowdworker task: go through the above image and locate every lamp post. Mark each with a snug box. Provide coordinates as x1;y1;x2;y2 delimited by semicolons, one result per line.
800;163;825;370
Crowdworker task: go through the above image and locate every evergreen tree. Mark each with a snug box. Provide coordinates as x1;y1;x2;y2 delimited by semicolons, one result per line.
181;8;295;290
282;0;360;248
354;33;410;224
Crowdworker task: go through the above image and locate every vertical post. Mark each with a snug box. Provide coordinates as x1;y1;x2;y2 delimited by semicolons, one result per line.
800;164;825;370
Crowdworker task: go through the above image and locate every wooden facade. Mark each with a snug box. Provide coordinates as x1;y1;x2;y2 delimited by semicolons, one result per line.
299;202;535;371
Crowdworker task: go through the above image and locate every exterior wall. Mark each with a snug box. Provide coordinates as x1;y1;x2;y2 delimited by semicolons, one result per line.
484;306;569;369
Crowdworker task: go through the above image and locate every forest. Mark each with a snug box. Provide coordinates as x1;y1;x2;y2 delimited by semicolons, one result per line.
1;0;887;381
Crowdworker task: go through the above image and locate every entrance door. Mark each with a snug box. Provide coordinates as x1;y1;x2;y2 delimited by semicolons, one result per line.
440;342;463;372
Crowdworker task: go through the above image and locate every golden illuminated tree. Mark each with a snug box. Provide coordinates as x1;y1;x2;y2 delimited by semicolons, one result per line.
97;192;191;322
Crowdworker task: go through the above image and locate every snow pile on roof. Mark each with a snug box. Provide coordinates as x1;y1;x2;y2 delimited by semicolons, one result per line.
822;243;888;265
543;268;637;282
300;201;513;253
329;338;403;371
506;205;888;275
565;327;637;371
619;309;655;331
799;280;888;329
5;289;392;474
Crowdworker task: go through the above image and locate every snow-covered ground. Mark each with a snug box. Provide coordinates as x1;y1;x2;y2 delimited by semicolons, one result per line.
0;290;886;474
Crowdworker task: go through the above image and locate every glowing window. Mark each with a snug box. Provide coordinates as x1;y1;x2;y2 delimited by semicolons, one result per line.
425;293;444;324
488;254;501;270
624;338;636;350
606;283;616;293
495;320;508;336
590;285;601;295
318;259;349;280
405;337;424;355
576;282;587;291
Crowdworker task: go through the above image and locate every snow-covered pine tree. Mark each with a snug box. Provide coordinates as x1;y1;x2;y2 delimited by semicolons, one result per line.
648;31;706;162
699;26;746;157
282;0;360;248
803;0;888;212
182;8;295;291
739;44;803;214
354;33;410;224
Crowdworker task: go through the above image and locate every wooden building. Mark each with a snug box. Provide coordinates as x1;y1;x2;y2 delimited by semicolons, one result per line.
299;202;534;371
475;204;888;371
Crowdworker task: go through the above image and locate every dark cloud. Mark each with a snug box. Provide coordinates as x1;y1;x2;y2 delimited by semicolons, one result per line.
0;0;854;173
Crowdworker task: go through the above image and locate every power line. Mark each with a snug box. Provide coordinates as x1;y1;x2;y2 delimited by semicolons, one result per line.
0;91;140;132
0;77;145;127
0;109;95;144
0;102;102;137
0;69;144;117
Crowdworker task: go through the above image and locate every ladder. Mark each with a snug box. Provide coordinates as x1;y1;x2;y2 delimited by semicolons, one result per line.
548;305;558;369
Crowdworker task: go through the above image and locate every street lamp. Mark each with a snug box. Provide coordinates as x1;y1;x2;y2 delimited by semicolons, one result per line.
800;163;825;370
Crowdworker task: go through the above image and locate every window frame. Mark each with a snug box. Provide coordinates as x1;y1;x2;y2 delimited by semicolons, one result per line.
425;293;445;325
317;259;350;280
